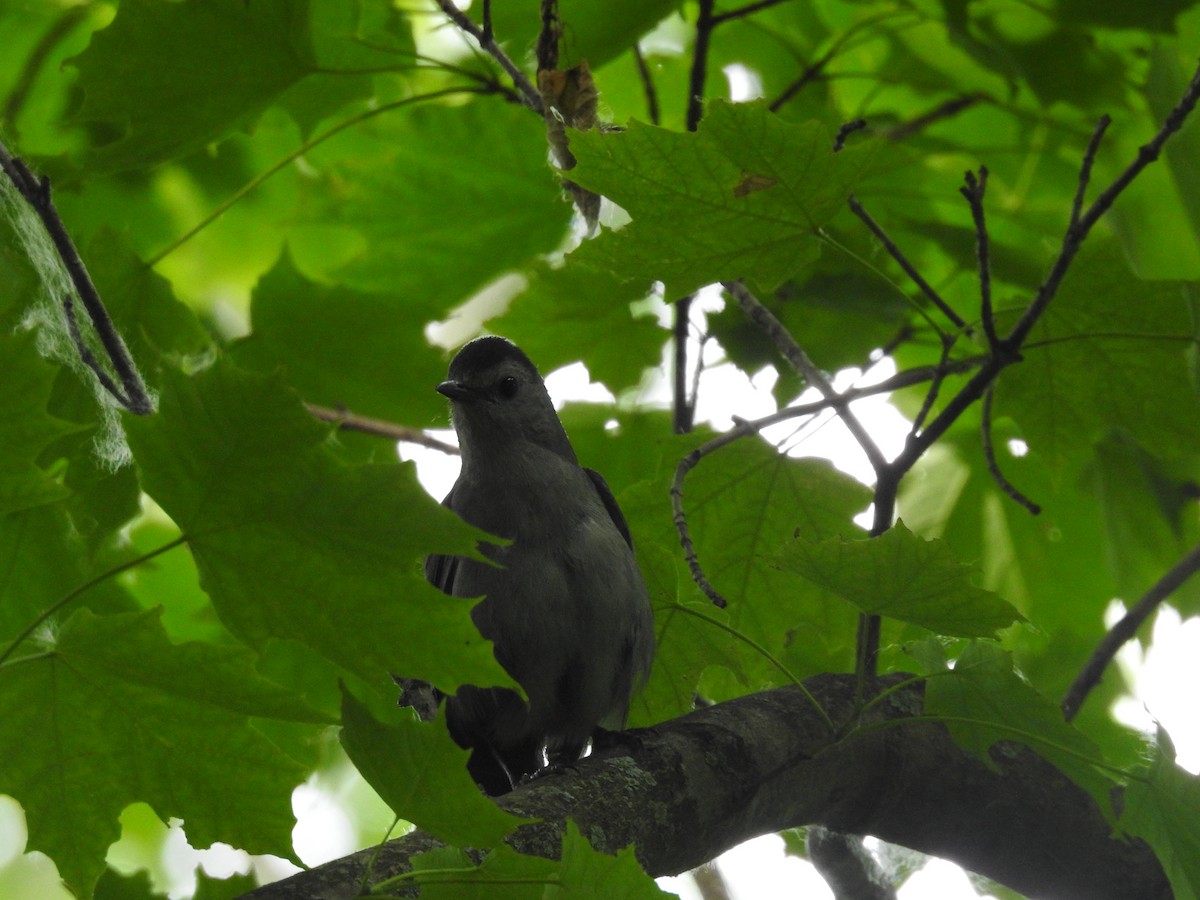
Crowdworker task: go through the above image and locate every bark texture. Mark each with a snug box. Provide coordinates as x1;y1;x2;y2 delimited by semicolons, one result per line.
248;674;1168;900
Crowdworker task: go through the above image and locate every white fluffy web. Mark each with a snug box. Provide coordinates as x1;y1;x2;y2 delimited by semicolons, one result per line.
0;166;147;469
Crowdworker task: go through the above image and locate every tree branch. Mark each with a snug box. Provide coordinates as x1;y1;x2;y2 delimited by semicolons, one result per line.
631;43;661;125
304;404;460;454
721;280;887;476
807;827;897;900
960;166;998;350
1005;61;1200;353
246;675;1168;900
432;0;544;113
848;195;966;333
0;141;154;415
1062;541;1200;720
980;387;1040;515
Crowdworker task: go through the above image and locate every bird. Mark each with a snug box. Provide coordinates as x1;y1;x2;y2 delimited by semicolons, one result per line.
422;335;655;794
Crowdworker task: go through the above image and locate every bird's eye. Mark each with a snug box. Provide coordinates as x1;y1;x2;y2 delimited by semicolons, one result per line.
497;375;519;399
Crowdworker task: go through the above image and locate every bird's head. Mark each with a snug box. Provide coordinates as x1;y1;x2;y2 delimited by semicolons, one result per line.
438;336;576;465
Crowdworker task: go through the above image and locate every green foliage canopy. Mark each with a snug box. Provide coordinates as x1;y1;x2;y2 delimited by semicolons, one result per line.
1;1;1199;897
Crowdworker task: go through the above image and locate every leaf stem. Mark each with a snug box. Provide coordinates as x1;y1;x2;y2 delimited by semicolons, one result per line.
661;601;836;733
147;87;497;265
0;535;189;668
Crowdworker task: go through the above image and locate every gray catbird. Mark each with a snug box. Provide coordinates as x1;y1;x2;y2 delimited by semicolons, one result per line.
424;336;655;794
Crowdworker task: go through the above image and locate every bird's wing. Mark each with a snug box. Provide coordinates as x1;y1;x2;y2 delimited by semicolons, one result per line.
424;483;461;593
584;467;634;550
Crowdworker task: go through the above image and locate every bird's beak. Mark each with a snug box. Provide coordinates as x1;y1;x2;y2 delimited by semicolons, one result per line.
436;380;476;402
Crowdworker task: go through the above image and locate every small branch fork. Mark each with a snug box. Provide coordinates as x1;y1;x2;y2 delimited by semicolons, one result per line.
431;0;544;113
421;5;1200;705
0;141;153;415
670;59;1200;686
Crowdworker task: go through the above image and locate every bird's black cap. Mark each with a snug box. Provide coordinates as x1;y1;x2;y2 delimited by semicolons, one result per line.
447;336;539;381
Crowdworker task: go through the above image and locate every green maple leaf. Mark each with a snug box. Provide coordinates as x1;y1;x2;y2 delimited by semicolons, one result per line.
569;100;878;298
0;608;328;896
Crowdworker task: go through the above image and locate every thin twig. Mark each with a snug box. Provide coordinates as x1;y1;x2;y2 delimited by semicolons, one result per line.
686;0;717;132
2;5;91;134
305;404;460;454
882;60;1200;485
712;0;793;25
1062;542;1200;721
149;87;498;266
769;10;909;113
769;47;835;112
673;0;719;434
673;296;696;433
0;536;188;669
1070;116;1111;228
432;0;543;113
884;93;986;142
848;195;967;332
980;387;1040;515
722;280;888;476
671;430;754;608
62;295;126;404
481;0;493;44
1006;62;1200;352
960;166;999;350
909;334;953;436
0;142;154;415
833;118;867;152
632;44;661;125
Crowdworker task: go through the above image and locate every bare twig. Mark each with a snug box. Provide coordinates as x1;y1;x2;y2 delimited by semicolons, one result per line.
672;0;720;435
833;118;868;152
61;295;127;404
432;0;543;112
1062;542;1200;721
876;60;1200;504
632;44;661;125
674;296;697;433
481;0;494;44
848;196;967;332
149;87;499;266
960;166;999;350
686;0;717;132
712;0;793;25
672;443;733;609
769;47;835;112
1071;116;1111;228
909;335;953;436
884;93;986;142
3;5;91;135
722;280;888;475
1006;62;1200;352
0;536;188;669
0;142;153;415
666;352;979;611
305;404;460;454
980;387;1040;515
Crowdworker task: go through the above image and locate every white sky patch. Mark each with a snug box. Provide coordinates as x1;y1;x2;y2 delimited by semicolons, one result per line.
723;64;765;102
1112;605;1200;774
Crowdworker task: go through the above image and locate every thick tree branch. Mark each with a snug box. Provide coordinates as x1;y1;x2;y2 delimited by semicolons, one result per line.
247;675;1167;900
